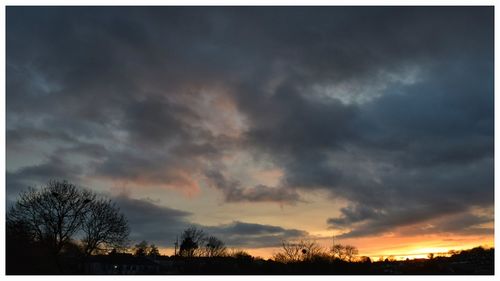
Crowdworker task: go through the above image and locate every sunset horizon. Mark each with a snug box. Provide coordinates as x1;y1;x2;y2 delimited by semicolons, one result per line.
5;5;494;275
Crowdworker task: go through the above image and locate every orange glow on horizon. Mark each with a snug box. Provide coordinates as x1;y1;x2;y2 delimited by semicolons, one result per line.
336;234;493;261
155;234;493;261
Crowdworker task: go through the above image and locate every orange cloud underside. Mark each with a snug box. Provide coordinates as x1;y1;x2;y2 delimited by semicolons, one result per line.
99;170;202;197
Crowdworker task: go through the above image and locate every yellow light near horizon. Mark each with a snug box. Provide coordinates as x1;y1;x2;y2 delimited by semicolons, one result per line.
407;247;450;255
153;234;493;260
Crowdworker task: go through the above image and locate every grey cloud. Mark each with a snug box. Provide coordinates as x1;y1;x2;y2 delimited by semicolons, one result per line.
225;184;301;204
6;7;494;239
205;221;308;248
328;204;382;227
396;212;494;237
336;209;493;238
332;204;460;238
113;193;192;246
432;213;493;236
9;186;309;249
57;143;109;159
326;156;493;237
6;155;83;200
205;169;301;204
121;97;197;146
274;60;494;236
94;150;199;192
7;127;76;146
113;194;309;248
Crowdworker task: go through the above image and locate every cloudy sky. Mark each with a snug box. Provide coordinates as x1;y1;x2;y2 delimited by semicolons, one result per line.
6;6;493;258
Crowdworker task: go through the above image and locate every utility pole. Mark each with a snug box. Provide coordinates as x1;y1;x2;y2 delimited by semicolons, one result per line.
174;236;179;256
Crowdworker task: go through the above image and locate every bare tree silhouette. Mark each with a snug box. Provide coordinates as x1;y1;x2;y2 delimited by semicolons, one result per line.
7;181;95;258
330;243;359;262
6;180;130;271
148;244;160;257
202;236;227;257
133;240;149;257
273;240;325;263
179;227;206;257
81;198;129;256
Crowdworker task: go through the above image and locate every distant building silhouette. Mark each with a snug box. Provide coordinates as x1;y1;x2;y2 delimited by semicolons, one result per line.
83;253;159;274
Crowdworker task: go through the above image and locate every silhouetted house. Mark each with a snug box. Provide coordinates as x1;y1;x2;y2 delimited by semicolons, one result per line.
83;253;160;274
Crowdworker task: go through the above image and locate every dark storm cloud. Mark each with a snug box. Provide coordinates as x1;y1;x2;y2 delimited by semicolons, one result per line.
56;142;109;159
324;155;493;237
94;147;208;194
320;59;493;236
7;127;76;146
205;221;308;247
113;194;192;245
328;204;382;227
6;6;494;238
241;83;359;162
6;155;83;200
229;7;493;236
121;97;197;146
434;214;493;236
205;169;301;203
112;194;308;248
7;7;242;198
334;208;494;239
400;212;494;237
226;184;301;204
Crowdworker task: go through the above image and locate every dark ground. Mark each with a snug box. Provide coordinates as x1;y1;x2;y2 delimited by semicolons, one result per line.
7;245;494;275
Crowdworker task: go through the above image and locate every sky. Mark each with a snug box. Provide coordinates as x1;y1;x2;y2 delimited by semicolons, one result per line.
6;6;494;259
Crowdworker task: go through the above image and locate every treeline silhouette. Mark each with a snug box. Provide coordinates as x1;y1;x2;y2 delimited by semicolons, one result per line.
6;180;494;275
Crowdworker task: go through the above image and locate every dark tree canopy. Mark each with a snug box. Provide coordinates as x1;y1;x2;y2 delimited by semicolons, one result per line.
133;240;159;257
179;237;199;257
7;180;96;256
133;240;149;257
148;244;160;257
7;180;129;260
179;227;206;257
